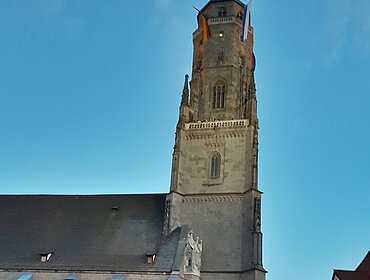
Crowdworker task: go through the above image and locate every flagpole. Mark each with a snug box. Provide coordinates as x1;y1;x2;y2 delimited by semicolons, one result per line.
192;6;200;13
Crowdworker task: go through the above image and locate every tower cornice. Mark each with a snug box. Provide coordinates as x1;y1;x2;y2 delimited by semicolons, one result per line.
170;188;264;197
185;119;249;130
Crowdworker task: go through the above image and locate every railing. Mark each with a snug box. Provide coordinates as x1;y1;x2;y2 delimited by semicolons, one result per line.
208;16;235;25
185;119;248;130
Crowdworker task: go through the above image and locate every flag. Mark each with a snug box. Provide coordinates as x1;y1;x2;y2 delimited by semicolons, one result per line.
250;52;256;71
241;1;251;42
200;14;210;42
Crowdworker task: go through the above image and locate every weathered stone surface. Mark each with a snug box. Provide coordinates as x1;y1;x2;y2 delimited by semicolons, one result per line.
168;1;265;279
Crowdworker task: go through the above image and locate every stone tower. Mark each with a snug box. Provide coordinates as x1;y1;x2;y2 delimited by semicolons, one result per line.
165;1;266;280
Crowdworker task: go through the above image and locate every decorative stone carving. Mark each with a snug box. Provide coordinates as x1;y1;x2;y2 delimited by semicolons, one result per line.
181;74;190;106
186;130;246;141
254;197;261;232
185;119;248;130
163;199;171;235
204;140;225;148
252;129;259;189
182;194;243;203
183;231;202;278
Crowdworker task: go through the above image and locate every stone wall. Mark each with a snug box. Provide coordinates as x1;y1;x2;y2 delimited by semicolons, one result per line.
167;189;262;273
174;120;256;195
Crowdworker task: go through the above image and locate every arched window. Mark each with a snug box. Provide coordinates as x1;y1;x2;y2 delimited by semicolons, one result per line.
210;153;221;178
212;81;225;109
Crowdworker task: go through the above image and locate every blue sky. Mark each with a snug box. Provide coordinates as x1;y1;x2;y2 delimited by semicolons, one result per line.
0;1;369;280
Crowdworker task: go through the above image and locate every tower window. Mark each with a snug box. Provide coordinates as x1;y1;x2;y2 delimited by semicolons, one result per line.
210;153;221;178
212;81;225;109
237;11;244;20
218;7;227;17
218;52;224;65
197;57;202;69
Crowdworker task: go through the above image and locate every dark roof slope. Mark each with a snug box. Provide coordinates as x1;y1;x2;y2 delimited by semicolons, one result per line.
333;251;370;280
0;194;179;272
357;251;370;272
334;270;369;280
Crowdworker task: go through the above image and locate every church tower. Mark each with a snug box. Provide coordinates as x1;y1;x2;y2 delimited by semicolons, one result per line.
165;1;266;280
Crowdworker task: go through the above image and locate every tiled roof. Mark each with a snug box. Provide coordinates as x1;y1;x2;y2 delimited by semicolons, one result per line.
0;194;180;272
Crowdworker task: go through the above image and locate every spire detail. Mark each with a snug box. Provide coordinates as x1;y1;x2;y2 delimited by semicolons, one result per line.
181;74;190;106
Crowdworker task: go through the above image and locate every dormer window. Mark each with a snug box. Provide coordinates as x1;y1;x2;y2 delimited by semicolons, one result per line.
146;253;156;264
218;7;227;17
40;252;53;262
